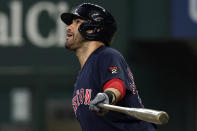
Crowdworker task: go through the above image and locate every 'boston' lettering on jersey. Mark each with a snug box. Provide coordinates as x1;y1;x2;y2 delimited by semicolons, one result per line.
72;88;92;114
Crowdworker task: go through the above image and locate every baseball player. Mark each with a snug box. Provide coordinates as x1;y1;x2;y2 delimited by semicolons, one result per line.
61;3;157;131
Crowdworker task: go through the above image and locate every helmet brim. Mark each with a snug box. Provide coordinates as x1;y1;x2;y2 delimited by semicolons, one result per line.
61;13;84;25
61;13;76;25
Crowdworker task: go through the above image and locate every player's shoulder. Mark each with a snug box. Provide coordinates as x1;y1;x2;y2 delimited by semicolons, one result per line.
98;46;123;58
94;46;128;68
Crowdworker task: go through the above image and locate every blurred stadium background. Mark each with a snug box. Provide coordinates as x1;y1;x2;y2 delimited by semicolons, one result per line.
0;0;197;130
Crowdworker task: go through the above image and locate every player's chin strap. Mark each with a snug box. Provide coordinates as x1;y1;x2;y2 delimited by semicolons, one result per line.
104;90;116;104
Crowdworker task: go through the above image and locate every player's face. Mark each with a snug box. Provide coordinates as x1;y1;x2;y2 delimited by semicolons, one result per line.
65;19;86;51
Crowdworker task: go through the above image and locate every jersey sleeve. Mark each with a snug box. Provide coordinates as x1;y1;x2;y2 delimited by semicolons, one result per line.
96;52;129;91
95;49;143;107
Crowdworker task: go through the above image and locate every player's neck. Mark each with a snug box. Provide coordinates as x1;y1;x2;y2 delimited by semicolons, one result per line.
76;41;104;69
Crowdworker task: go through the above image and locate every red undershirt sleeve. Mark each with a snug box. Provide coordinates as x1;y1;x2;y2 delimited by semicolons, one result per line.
103;78;126;100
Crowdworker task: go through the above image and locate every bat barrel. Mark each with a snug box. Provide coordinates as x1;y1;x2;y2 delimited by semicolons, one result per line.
98;103;169;125
125;108;169;125
157;112;169;124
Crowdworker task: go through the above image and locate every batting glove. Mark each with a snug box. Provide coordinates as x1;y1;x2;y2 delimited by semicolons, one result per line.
89;92;109;115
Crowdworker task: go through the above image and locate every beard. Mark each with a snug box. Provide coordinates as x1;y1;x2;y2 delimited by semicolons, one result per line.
65;33;87;51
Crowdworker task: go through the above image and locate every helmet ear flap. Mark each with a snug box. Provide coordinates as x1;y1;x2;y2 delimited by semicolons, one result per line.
78;21;103;41
78;22;92;40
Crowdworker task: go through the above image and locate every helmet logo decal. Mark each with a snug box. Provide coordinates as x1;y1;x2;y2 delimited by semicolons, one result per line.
90;11;103;22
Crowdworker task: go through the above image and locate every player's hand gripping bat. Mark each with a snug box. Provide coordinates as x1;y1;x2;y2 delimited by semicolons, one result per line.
98;103;169;125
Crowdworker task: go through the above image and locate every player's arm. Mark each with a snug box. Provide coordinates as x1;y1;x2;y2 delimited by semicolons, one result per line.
103;78;126;104
89;78;126;114
104;88;121;104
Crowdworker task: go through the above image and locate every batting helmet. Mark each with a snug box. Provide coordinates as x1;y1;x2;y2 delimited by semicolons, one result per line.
61;3;117;46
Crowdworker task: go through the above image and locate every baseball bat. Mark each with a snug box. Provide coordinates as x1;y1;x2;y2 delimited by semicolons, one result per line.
98;103;169;125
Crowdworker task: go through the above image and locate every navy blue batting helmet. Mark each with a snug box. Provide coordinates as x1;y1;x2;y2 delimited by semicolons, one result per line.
61;3;117;46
